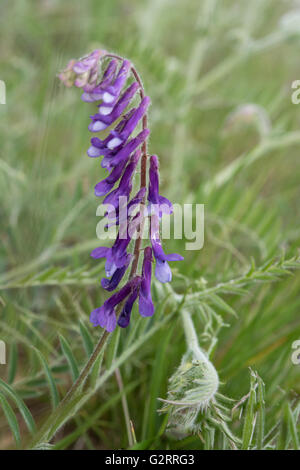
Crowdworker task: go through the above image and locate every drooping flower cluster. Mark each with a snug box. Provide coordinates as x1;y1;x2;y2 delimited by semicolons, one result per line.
59;50;183;332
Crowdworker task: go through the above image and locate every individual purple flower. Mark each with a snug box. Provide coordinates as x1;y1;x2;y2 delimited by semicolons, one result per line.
101;257;130;292
81;59;118;102
148;155;173;217
150;214;184;283
107;97;150;150
105;187;146;226
101;129;149;170
139;247;154;317
87;109;136;158
90;277;141;331
94;158;128;197
88;82;139;132
118;278;142;328
88;97;149;158
91;242;130;279
97;60;131;111
102;150;141;209
91;213;140;277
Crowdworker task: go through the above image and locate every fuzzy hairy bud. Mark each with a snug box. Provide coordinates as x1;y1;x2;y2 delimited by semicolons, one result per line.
159;351;219;436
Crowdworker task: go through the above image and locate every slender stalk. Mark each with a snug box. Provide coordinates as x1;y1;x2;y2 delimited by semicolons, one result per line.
115;368;133;447
57;330;109;405
28;55;149;449
180;309;209;364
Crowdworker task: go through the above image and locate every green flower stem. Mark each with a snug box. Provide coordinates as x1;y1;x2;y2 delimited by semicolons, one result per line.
180;308;220;407
180;308;209;364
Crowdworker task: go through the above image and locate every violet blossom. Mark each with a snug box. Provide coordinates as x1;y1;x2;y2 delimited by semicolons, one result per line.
139;246;154;317
88;82;139;132
148;155;173;217
150;213;184;283
90;277;141;331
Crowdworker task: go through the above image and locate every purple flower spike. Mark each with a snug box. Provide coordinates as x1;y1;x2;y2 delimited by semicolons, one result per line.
59;50;184;331
88;82;139;132
90;277;140;331
150;214;184;283
139;247;154;317
148;155;173;217
103;150;141;208
118;277;142;328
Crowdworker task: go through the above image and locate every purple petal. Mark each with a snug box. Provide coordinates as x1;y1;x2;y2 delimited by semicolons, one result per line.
87;145;102;158
117;277;142;328
106;312;117;332
90;304;116;331
90;307;102;326
164;253;184;262
103;129;149;169
105;259;117;278
155;259;172;283
139;295;154;317
101;260;129;291
95;179;115;197
89;82;139;132
117;288;139;328
152;239;183;263
112;96;150;144
158;195;173;215
90;247;110;259
94;160;127;197
139;247;154;316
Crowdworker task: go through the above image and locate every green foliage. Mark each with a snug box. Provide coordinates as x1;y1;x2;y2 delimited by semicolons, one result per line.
0;0;299;450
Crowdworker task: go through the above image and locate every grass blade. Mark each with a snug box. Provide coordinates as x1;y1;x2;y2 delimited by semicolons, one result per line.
59;335;79;381
0;392;21;448
0;378;36;435
33;348;60;410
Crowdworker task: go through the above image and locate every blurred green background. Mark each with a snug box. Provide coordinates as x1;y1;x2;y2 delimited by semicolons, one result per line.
0;0;299;450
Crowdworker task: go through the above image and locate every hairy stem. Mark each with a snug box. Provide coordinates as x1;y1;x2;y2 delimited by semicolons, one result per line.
180;309;209;364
